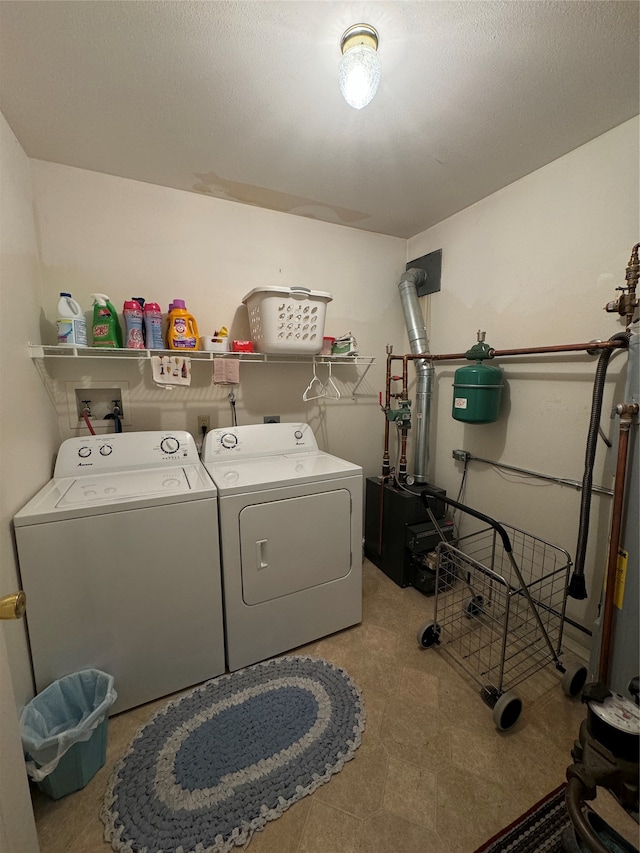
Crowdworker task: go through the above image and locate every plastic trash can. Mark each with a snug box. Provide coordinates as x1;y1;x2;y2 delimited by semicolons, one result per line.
20;669;117;799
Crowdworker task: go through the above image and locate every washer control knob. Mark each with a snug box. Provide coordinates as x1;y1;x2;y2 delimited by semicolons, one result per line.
99;444;113;456
220;433;238;449
78;446;92;458
294;430;303;440
160;437;180;454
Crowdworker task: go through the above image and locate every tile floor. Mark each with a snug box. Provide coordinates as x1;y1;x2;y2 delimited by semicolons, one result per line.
31;559;638;853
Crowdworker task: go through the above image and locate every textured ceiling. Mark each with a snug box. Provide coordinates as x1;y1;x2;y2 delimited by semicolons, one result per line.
0;1;638;238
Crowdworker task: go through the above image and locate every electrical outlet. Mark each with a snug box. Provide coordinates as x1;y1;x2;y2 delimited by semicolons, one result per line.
263;415;280;424
197;415;210;433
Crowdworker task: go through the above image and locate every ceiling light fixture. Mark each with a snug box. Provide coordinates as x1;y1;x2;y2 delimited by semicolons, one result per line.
339;24;380;110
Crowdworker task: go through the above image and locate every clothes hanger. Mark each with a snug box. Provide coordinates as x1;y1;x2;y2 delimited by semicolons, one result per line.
302;362;326;401
322;361;340;400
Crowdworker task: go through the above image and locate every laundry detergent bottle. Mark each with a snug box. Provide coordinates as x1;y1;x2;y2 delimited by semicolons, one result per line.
167;299;199;350
123;299;145;349
56;292;88;347
144;302;164;349
91;294;123;348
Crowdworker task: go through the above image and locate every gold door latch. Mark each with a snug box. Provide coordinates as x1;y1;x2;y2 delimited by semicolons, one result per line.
0;591;26;620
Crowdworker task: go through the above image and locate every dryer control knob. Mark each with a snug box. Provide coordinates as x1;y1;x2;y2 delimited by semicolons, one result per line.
220;433;238;449
294;430;303;440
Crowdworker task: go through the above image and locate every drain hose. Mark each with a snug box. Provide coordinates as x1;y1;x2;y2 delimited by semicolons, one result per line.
568;331;631;599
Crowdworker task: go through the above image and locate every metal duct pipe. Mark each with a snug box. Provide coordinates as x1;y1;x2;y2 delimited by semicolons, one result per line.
398;268;434;482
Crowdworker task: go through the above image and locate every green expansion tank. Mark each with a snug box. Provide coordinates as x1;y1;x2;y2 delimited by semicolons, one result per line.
452;332;503;424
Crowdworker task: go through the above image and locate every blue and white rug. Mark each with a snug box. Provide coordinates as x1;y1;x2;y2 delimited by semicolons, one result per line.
101;655;365;853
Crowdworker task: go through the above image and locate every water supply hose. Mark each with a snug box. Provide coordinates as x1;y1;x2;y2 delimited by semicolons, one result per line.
104;402;123;434
568;331;631;599
82;409;96;435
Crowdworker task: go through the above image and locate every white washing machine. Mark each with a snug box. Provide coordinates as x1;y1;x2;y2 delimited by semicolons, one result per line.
201;422;362;671
13;431;225;715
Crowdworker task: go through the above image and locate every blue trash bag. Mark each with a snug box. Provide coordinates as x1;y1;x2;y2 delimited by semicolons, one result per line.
19;669;117;782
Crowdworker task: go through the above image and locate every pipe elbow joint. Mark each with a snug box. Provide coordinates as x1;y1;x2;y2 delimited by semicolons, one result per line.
398;268;427;289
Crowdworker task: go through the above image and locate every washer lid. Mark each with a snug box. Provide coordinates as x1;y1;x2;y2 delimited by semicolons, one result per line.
13;463;216;526
204;450;361;495
57;467;191;506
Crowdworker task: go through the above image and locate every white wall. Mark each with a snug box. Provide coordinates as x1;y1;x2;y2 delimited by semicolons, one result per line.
30;161;407;475
0;113;60;708
407;117;639;652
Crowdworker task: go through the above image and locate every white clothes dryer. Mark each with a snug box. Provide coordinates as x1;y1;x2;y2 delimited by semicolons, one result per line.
14;431;225;715
201;422;362;671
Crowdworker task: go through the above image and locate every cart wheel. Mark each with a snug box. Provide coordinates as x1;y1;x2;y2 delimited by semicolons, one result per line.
561;663;588;698
464;595;484;618
480;685;500;707
417;621;441;649
492;691;522;731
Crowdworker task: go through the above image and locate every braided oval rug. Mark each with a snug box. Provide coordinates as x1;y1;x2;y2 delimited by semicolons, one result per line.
101;655;365;853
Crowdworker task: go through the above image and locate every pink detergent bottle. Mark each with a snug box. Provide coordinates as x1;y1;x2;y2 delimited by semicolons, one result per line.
123;300;145;349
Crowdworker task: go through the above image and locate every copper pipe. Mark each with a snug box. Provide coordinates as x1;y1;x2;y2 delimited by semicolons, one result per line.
598;402;639;685
379;348;395;553
382;348;393;476
398;356;410;478
379;338;626;482
387;340;624;364
391;351;468;363
489;341;624;358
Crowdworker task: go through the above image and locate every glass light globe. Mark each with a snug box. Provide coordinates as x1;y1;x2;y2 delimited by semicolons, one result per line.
339;44;380;110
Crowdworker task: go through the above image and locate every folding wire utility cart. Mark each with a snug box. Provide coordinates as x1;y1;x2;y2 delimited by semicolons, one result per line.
417;487;588;730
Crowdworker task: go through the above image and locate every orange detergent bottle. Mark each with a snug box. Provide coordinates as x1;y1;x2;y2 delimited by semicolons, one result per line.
167;300;199;350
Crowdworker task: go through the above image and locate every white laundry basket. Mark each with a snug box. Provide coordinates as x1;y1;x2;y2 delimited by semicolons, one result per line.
242;287;333;354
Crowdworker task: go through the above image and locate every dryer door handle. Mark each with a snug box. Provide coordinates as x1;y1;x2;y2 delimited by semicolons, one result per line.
256;539;269;570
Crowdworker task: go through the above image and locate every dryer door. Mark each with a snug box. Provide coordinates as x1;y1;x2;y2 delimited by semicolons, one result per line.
239;489;352;605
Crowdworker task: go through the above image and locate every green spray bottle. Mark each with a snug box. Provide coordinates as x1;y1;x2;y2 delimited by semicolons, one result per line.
91;294;123;348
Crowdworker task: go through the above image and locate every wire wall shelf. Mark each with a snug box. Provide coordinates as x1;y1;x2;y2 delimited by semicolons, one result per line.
28;345;375;401
28;344;375;367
